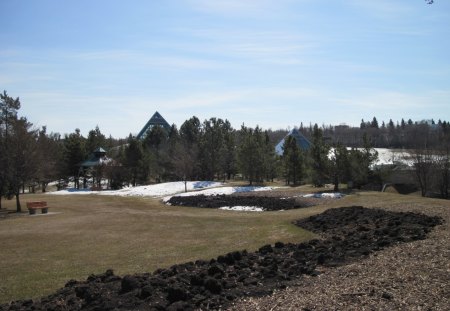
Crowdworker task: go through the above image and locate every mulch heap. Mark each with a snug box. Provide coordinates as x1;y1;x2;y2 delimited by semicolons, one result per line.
167;194;314;210
1;206;442;311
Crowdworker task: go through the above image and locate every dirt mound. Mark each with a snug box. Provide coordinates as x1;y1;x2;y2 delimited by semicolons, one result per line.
1;206;442;311
167;194;314;210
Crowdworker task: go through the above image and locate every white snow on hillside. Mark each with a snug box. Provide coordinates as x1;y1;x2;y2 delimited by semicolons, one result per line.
328;148;414;167
372;148;414;166
48;181;223;198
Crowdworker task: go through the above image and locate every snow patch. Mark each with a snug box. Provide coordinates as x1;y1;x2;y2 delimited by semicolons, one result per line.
302;192;344;199
48;181;223;198
219;206;264;212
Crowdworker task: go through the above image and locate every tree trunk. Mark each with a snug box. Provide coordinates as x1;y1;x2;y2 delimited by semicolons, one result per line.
334;174;339;192
15;192;21;213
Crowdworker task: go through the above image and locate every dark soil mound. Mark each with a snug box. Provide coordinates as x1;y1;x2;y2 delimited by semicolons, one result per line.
167;194;313;210
1;206;442;311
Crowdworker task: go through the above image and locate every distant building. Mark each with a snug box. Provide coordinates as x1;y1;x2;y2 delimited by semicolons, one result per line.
275;128;312;155
137;111;171;140
79;147;112;189
79;147;109;168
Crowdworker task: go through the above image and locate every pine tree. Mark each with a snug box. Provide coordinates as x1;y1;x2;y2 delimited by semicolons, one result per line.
63;129;86;189
371;117;379;129
310;124;330;187
8;118;38;212
282;135;304;185
86;125;106;153
387;119;394;129
238;125;265;185
124;136;146;186
329;144;349;191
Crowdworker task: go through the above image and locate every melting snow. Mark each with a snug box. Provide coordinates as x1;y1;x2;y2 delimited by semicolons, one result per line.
48;181;223;198
302;192;344;199
219;206;264;212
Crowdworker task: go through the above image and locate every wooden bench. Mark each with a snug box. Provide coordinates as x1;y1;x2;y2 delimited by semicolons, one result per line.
26;201;49;215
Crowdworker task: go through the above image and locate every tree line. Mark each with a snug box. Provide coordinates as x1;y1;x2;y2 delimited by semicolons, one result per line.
1;91;449;212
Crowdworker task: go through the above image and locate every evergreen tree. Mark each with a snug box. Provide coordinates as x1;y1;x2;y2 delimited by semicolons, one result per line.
388;119;395;129
282;135;304;185
1;92;40;211
8;118;38;212
63;129;86;189
36;127;63;192
0;91;22;208
124;136;147;186
348;134;378;188
220;121;237;181
360;119;366;129
86;125;106;153
179;116;202;179
238;125;265;185
310;124;330;186
371;117;379;129
180;116;201;145
329;143;349;191
263;131;278;182
198;118;230;180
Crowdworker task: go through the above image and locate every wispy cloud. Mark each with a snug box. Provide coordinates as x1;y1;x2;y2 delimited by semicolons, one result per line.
176;28;317;65
347;0;414;20
71;49;222;70
186;0;277;16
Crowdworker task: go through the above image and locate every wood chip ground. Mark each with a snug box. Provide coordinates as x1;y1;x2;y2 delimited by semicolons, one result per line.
229;200;450;311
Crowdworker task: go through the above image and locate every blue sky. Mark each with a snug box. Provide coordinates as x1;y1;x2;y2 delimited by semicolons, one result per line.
1;0;449;138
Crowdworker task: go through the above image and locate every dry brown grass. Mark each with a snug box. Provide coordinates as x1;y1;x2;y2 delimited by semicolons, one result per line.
2;188;447;309
0;190;316;304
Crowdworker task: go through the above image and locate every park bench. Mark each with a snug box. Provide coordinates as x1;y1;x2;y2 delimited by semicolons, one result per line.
26;201;49;215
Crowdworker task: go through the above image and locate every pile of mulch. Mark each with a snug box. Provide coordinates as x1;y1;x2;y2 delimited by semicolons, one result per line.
167;194;314;211
0;206;442;311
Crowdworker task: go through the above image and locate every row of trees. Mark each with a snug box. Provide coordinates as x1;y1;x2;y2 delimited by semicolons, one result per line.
295;117;450;149
2;90;449;212
0;91;122;211
116;120;379;193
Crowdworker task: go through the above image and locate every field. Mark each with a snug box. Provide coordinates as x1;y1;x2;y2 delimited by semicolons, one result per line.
0;186;317;304
0;186;449;309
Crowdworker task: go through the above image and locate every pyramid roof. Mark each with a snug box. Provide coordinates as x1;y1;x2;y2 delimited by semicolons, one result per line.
275;128;311;155
137;111;171;139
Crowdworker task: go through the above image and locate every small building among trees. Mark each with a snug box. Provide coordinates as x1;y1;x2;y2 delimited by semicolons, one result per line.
79;147;111;189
